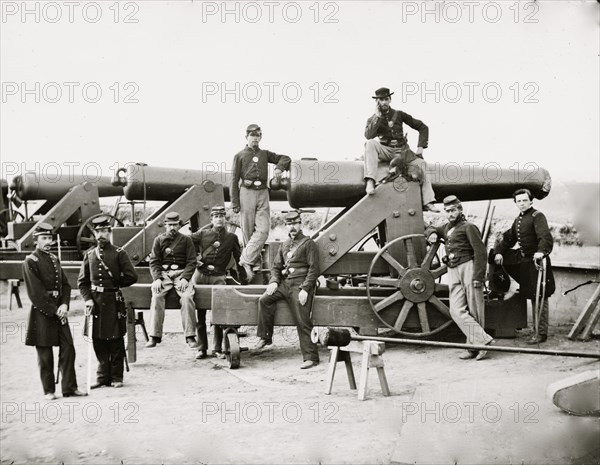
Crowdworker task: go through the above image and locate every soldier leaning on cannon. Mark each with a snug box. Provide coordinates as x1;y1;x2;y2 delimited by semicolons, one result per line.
78;216;138;389
426;196;494;360
146;212;199;349
231;123;292;282
190;206;246;360
253;210;320;369
363;87;439;212
494;188;555;344
22;223;87;400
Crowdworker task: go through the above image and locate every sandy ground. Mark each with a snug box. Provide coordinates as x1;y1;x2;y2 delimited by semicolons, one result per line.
1;282;599;465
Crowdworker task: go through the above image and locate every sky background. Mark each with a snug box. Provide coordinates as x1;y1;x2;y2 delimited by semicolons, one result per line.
1;1;598;185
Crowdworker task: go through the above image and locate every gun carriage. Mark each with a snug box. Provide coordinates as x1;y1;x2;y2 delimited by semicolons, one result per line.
98;159;550;369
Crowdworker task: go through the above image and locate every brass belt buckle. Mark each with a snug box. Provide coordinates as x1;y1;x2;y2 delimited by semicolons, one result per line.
288;267;295;274
51;290;59;297
253;180;262;187
207;265;215;271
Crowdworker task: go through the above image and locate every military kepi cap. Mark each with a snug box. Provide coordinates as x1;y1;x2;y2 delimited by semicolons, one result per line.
372;87;394;99
246;124;261;134
33;222;54;237
443;195;462;207
284;210;302;224
91;215;112;230
210;206;226;217
164;212;182;224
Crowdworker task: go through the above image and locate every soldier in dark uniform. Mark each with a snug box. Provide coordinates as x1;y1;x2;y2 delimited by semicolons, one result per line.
146;212;199;349
190;206;246;359
78;216;138;389
427;196;494;360
231;124;292;281
22;223;86;400
494;188;555;344
254;210;320;369
363;87;439;212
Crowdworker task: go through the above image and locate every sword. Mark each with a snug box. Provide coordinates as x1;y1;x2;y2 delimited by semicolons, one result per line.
533;257;547;339
85;303;94;394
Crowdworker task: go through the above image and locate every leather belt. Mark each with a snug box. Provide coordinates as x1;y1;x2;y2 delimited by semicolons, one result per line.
282;267;308;278
162;263;180;271
242;179;264;188
91;285;119;293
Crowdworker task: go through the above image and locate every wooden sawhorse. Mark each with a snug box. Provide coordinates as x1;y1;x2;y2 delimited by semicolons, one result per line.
325;340;391;401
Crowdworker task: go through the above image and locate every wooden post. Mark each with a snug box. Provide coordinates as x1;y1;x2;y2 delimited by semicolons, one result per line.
568;283;600;341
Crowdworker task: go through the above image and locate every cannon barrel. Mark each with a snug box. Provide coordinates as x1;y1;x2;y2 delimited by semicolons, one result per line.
115;164;288;202
284;159;551;208
114;160;551;207
10;172;123;201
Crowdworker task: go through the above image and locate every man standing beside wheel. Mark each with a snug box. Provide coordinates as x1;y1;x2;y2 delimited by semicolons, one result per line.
22;223;87;400
493;188;555;344
146;212;199;349
231;124;292;281
78;216;138;389
190;206;246;360
426;196;493;360
253;210;320;369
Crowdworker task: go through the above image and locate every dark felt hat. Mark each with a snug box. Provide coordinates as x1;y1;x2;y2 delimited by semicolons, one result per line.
91;215;112;230
210;206;226;217
246;124;262;134
443;195;462;207
372;87;394;99
164;212;182;224
284;210;302;224
33;222;54;237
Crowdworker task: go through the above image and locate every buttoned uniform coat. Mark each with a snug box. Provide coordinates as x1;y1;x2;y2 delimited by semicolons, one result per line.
22;249;72;347
79;243;139;339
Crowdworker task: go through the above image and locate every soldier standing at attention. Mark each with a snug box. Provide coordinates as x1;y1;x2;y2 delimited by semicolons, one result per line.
190;206;246;360
427;196;494;360
22;223;87;400
494;188;555;344
146;212;199;349
78;216;138;389
231;124;291;281
253;210;320;369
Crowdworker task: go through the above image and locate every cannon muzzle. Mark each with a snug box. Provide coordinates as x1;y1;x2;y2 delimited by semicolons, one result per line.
10;172;123;201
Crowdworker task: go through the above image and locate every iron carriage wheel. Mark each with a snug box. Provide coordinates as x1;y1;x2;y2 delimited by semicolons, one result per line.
366;233;453;337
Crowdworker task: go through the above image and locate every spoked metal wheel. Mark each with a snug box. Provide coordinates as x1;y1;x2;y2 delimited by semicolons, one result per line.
76;213;124;257
223;329;241;369
366;234;452;337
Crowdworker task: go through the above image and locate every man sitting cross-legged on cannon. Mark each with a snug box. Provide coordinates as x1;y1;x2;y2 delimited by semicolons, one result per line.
146;212;199;349
363;86;439;212
253;210;320;369
426;196;494;360
190;206;246;360
78;216;138;389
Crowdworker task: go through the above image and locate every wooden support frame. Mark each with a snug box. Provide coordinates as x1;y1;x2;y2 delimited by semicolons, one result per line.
567;283;600;341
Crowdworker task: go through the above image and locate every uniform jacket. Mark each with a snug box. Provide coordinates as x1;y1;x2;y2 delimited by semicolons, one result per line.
190;225;242;276
149;231;196;281
269;231;320;292
78;243;138;339
365;108;429;150
22;249;71;347
231;146;291;209
427;218;487;282
495;208;553;259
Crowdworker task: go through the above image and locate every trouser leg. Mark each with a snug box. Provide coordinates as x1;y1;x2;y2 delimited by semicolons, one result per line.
286;282;319;363
241;189;269;266
213;325;224;352
58;324;78;394
530;298;549;336
93;338;111;385
36;346;55;394
196;309;209;351
364;139;395;181
239;187;258;247
409;157;435;205
110;338;125;382
149;282;172;339
175;279;198;338
448;265;493;346
257;287;286;340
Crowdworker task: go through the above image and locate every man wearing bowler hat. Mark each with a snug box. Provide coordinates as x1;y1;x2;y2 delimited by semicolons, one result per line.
78;216;138;389
22;223;86;399
231;124;292;281
363;87;439;212
146;212;199;349
253;210;320;369
190;205;246;359
426;196;493;360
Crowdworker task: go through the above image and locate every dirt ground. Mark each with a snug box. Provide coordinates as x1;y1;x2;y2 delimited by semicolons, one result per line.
1;282;599;465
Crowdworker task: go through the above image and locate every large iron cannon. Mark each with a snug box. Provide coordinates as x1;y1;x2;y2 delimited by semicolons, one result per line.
112;159;551;207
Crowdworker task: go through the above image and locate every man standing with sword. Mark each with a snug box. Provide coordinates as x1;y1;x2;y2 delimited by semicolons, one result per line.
494;189;555;344
78;216;138;389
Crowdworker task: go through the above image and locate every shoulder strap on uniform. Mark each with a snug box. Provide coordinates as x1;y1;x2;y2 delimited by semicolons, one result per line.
26;253;38;262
